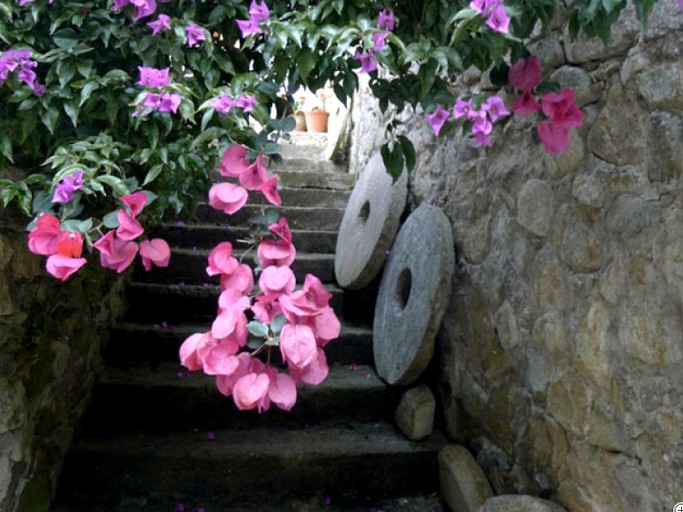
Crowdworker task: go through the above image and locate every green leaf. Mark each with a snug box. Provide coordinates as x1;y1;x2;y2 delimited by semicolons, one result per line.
297;48;316;81
32;192;54;215
0;134;13;162
64;100;79;127
97;175;129;196
247;320;270;338
398;136;416;173
270;315;287;335
79;81;99;107
40;107;60;135
52;28;79;49
102;210;120;228
380;142;404;183
142;164;163;186
57;59;76;88
76;59;93;79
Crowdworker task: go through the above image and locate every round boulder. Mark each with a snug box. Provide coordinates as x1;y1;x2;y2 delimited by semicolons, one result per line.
373;203;455;385
334;153;408;290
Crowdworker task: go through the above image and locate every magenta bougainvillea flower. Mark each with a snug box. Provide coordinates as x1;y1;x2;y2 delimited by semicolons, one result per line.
209;182;249;215
511;90;540;115
236;0;270;37
185;23;206;46
52;171;84;204
425;104;450;136
147;14;171;35
355;50;378;73
139;238;171;271
470;0;509;33
378;8;395;31
508;55;542;92
220;145;250;177
93;231;139;273
137;67;169;88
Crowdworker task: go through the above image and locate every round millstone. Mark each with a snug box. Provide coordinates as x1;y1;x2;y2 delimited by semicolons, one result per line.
373;203;455;386
334;153;408;290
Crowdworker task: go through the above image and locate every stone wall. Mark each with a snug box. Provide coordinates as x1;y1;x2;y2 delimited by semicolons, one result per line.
0;204;126;512
350;2;683;510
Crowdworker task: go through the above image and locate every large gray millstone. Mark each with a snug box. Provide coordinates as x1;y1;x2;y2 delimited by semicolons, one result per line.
373;203;455;386
334;153;408;290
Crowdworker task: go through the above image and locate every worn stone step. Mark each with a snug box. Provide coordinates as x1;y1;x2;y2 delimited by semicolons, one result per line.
134;248;335;284
55;421;444;510
105;321;374;367
122;282;376;325
278;186;350;208
210;167;354;191
79;363;394;433
153;224;339;253
195;204;345;231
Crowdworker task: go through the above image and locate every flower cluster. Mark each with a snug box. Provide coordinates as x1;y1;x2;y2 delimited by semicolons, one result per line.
28;192;171;281
52;171;84;204
210;94;258;115
425;95;509;146
0;49;45;96
508;56;583;153
355;8;395;73
112;0;158;22
179;145;341;413
28;214;87;281
470;0;510;34
134;66;182;116
236;0;270;38
93;192;170;273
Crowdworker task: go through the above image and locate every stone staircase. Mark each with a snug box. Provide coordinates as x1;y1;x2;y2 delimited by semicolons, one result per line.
52;138;445;511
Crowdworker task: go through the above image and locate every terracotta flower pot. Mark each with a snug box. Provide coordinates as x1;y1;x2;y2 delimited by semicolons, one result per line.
305;110;329;133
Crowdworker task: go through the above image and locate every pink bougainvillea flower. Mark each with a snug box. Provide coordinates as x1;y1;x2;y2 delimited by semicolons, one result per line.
470;111;493;147
453;98;475;120
257;176;282;206
202;342;240;376
236;95;257;112
259;265;296;295
481;95;510;122
55;231;84;258
120;191;148;217
158;92;182;113
508;55;542;92
300;273;333;309
186;23;206;47
93;231;139;273
377;8;395;31
537;121;570;154
238;154;269;190
52;170;84;204
45;254;87;281
137;66;169;88
220;145;250;177
208;182;248;215
290;347;329;385
249;0;270;22
540;89;583;128
147;13;171;34
425;104;450;136
116;209;145;240
251;293;282;324
266;369;297;411
236;18;262;37
217;287;251;313
280;324;318;370
211;94;238;114
355;50;378;73
486;5;510;33
268;217;293;244
139;238;171;271
206;242;239;276
311;306;342;345
220;263;254;295
371;32;389;52
511;90;541;116
232;372;271;412
257;238;296;268
28;213;61;256
132;0;157;21
179;332;211;371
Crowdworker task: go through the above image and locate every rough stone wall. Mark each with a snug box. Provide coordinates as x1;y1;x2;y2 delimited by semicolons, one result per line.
350;2;683;510
0;204;126;512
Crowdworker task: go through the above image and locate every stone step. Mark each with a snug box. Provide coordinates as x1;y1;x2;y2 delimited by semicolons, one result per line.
195;204;345;231
134;248;335;284
78;363;394;432
210;167;354;191
122;282;376;325
105;321;374;367
153;224;338;253
278;186;350;208
55;421;444;510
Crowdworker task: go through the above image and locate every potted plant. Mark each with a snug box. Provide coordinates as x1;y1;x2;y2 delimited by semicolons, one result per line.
293;95;307;131
305;90;330;133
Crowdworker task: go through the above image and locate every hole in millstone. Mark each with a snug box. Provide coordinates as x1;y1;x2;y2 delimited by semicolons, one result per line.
396;267;412;309
358;200;371;224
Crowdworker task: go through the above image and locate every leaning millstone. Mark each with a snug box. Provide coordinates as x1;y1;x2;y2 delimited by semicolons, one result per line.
373;203;455;385
334;153;407;290
476;495;568;512
394;385;436;441
439;445;493;512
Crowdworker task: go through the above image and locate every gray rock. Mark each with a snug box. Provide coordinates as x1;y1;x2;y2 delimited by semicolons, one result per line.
335;153;407;290
635;64;683;111
550;66;599;106
439;444;493;512
516;179;554;237
476;495;567;512
373;203;455;385
393;385;436;441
